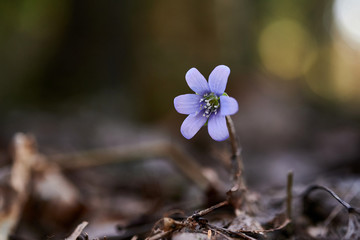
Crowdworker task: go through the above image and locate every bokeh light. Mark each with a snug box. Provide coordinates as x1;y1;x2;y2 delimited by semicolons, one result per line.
315;0;360;102
333;0;360;50
258;19;317;80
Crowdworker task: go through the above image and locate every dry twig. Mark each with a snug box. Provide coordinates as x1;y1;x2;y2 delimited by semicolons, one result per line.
303;185;360;215
49;139;223;193
303;184;360;239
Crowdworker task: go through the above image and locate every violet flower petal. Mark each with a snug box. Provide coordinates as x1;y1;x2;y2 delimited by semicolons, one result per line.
208;65;230;96
208;114;229;141
220;96;238;116
181;112;207;139
174;94;202;115
185;68;210;95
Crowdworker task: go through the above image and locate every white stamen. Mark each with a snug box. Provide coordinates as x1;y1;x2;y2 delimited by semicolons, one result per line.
199;92;221;118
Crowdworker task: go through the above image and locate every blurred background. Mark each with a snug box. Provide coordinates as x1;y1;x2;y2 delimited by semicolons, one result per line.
1;0;360;209
1;0;360;238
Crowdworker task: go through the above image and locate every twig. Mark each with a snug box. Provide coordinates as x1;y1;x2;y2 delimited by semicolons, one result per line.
286;171;293;219
321;182;359;237
145;201;231;240
145;198;283;240
65;221;89;240
303;185;360;215
206;223;257;240
303;185;360;239
165;143;223;193
49;139;223;193
325;182;358;223
189;200;228;219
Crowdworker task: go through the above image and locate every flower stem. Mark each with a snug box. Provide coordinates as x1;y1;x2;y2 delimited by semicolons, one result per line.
225;116;247;194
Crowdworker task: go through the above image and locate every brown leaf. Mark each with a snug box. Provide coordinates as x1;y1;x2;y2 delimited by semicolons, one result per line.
228;211;264;233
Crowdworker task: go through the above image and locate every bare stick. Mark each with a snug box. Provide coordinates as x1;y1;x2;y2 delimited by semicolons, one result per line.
303;185;360;215
324;182;358;229
190;200;228;219
49;139;223;193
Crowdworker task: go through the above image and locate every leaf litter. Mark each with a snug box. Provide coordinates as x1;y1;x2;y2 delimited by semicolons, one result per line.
0;132;359;239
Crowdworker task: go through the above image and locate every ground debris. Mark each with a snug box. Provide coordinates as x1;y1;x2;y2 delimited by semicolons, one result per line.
65;221;88;240
0;133;83;239
0;133;38;240
0;132;359;240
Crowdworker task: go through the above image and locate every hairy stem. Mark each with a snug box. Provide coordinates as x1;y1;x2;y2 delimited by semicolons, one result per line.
225;116;246;192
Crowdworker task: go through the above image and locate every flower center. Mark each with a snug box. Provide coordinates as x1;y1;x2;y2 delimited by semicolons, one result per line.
199;93;220;118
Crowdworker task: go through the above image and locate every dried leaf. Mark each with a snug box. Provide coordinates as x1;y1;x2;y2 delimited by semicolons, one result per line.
228;211;263;233
172;232;209;240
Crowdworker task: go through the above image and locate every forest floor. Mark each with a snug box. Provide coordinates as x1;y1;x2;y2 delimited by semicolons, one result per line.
1;127;359;240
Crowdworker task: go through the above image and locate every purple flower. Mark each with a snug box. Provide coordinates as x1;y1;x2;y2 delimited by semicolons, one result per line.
174;65;238;141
